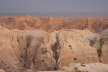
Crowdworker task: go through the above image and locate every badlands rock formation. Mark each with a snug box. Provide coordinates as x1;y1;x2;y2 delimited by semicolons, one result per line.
0;16;108;32
100;29;108;63
56;29;99;68
0;29;107;72
0;16;108;72
0;30;56;72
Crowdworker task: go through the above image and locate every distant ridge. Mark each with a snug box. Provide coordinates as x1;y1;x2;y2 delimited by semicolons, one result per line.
0;12;108;16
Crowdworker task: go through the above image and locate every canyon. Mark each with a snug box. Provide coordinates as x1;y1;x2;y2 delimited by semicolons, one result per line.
0;16;108;72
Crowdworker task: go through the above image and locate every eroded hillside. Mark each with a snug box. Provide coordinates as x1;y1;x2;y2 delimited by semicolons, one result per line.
0;29;108;72
0;16;108;72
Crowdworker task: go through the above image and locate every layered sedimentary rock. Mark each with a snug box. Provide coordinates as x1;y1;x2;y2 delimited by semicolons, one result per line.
0;29;107;72
0;16;108;32
48;29;108;69
0;30;56;72
100;29;108;63
54;29;99;68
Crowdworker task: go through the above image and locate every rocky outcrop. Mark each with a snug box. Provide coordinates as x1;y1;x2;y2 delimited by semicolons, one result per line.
0;30;56;72
0;29;108;72
100;29;108;63
46;29;108;69
53;29;99;68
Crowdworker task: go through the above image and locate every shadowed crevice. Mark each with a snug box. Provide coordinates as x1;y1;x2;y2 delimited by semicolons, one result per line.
89;37;104;62
51;32;60;70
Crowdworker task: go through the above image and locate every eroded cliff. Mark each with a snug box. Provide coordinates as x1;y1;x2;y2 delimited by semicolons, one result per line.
0;29;107;72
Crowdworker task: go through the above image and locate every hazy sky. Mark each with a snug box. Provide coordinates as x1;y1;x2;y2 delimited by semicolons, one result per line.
0;0;108;16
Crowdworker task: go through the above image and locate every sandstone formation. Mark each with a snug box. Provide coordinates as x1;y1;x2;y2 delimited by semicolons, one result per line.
0;23;108;72
100;29;108;63
0;30;56;72
55;29;99;68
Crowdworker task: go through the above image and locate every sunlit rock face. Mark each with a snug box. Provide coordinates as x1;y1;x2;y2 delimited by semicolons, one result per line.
50;29;99;68
0;29;108;72
100;29;108;63
0;30;56;72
